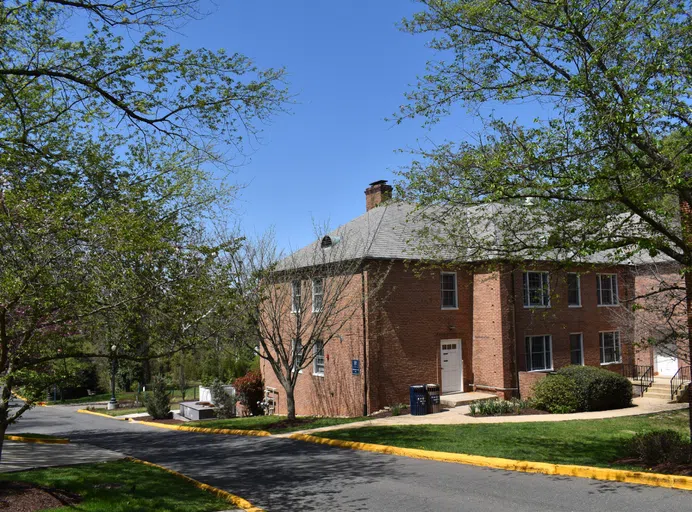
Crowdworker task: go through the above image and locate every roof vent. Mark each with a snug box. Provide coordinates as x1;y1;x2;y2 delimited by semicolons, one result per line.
320;235;340;249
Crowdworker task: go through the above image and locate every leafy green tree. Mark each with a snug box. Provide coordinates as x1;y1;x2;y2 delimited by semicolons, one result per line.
0;0;287;459
396;0;692;436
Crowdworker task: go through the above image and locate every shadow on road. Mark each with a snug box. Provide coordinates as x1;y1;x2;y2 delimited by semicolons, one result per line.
64;427;395;511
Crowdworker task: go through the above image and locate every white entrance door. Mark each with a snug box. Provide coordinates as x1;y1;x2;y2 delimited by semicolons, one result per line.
441;339;462;393
655;347;678;377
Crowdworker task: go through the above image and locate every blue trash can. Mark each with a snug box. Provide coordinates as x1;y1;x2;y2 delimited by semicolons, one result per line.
409;385;427;415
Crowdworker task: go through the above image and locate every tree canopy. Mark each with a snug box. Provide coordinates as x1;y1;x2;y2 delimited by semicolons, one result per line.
0;0;288;450
397;0;692;267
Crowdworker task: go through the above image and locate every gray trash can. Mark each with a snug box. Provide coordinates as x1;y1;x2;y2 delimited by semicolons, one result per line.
426;383;441;414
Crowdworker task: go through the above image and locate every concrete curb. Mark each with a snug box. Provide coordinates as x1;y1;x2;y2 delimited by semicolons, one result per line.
4;434;69;445
77;409;128;421
126;457;265;511
12;393;47;407
289;433;692;492
129;418;272;437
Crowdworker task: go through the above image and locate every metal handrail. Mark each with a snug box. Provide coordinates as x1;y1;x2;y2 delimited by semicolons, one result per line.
670;366;691;401
640;366;654;397
620;364;654;396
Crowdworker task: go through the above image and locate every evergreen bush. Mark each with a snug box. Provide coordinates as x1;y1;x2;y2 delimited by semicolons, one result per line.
556;365;632;411
145;376;171;420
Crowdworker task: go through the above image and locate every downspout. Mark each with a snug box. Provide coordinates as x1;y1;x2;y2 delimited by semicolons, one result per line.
361;267;368;417
510;264;520;398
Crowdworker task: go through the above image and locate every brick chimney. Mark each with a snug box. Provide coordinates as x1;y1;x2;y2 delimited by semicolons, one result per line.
365;180;393;211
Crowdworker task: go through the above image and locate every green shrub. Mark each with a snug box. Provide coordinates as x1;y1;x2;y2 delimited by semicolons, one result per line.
468;398;533;416
210;380;237;419
145;376;171;419
532;375;580;414
390;403;406;416
556;365;632;411
628;430;690;465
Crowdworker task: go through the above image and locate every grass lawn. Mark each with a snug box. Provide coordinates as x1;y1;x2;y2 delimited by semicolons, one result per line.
187;415;367;434
90;406;148;417
316;410;690;470
0;459;233;512
47;386;199;405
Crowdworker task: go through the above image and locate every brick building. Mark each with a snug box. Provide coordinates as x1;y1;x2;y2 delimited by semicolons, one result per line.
262;180;646;417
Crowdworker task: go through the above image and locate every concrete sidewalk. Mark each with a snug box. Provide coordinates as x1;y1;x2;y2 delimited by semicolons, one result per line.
0;440;124;473
281;396;688;437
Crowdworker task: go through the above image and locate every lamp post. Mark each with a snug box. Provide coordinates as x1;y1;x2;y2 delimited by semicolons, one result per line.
108;344;118;410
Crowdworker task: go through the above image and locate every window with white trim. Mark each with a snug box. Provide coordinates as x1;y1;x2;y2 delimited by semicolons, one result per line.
292;339;304;373
291;280;301;313
597;274;618;306
570;333;584;365
567;273;581;307
440;272;458;309
523;272;550;307
525;335;553;371
313;341;325;376
600;331;621;364
312;278;324;313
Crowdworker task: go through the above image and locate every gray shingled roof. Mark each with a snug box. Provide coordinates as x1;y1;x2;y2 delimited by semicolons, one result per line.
279;200;671;270
276;202;423;270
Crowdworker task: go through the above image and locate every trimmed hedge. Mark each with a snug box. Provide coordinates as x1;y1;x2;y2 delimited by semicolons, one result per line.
556;365;632;411
532;375;581;414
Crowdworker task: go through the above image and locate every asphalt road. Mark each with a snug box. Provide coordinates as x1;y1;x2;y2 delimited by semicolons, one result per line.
7;404;691;511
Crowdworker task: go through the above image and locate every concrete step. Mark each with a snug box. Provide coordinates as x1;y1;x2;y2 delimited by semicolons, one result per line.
440;392;497;408
643;391;674;401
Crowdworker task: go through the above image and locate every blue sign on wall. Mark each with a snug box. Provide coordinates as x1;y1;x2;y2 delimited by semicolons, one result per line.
351;359;360;375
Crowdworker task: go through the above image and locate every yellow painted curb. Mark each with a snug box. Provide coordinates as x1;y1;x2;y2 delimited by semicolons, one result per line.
290;434;692;492
77;409;128;421
125;457;265;511
130;418;272;437
4;434;69;445
12;393;47;406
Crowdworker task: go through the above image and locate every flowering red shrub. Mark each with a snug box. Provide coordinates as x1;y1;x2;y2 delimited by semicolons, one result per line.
233;370;264;416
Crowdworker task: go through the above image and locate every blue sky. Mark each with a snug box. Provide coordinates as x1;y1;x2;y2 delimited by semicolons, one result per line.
174;1;535;252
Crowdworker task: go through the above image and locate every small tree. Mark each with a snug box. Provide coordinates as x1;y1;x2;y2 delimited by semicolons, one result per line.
145;376;171;420
229;227;389;420
209;379;237;419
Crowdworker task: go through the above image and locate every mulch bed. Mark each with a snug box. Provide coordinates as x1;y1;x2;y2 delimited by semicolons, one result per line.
135;415;184;425
0;481;81;511
613;458;692;476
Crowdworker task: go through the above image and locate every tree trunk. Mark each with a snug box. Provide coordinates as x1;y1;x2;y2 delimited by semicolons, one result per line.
685;272;692;450
285;385;296;420
680;197;692;448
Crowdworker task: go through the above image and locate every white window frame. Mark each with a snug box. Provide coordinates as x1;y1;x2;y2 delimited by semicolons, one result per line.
525;335;553;372
291;339;304;373
291;280;301;313
569;332;584;365
599;331;622;365
313;340;325;377
312;278;324;313
440;271;458;310
597;274;619;306
523;271;550;308
567;273;581;308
